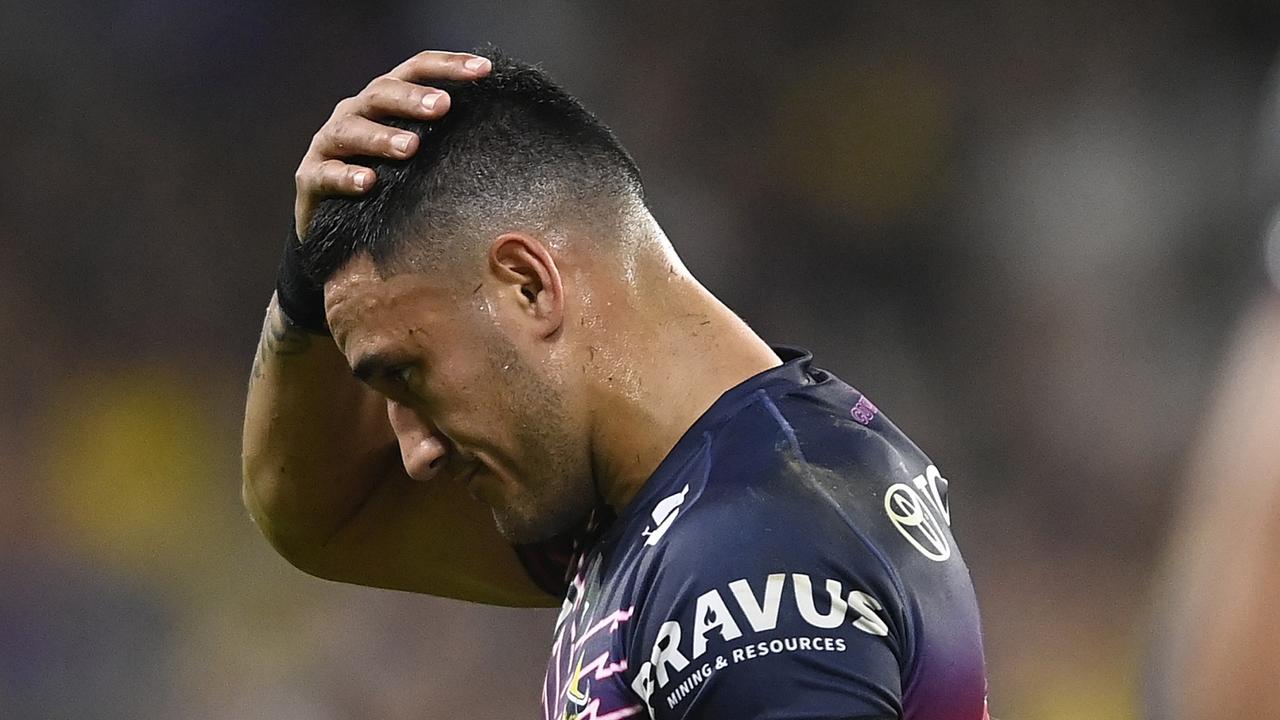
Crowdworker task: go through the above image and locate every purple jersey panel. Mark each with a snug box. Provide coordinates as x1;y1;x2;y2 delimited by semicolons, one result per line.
528;347;988;720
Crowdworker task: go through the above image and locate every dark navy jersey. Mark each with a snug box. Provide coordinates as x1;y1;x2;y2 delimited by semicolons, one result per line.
522;347;988;720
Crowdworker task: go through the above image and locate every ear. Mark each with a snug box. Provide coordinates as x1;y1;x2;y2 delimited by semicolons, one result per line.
486;232;565;338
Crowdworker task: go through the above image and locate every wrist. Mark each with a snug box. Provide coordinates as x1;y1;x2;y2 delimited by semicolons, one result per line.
275;226;331;336
270;292;321;335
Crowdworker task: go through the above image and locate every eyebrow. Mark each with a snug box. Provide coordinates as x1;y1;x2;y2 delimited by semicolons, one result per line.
351;351;407;383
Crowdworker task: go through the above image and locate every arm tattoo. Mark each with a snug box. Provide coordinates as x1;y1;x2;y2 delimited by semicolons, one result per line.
250;303;314;381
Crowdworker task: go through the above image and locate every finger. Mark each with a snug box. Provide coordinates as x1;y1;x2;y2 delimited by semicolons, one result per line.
306;158;375;197
387;50;491;82
356;76;452;119
294;159;373;235
314;114;419;161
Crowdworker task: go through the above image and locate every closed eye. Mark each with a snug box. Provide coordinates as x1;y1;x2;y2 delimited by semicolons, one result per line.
352;352;416;387
371;362;415;392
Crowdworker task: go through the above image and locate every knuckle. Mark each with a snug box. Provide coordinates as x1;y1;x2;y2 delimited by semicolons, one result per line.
366;85;389;108
312;128;337;154
327;120;353;145
363;74;390;95
320;160;346;187
332;96;358;117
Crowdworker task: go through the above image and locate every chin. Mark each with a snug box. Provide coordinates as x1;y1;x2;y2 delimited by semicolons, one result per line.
490;501;589;545
490;508;560;545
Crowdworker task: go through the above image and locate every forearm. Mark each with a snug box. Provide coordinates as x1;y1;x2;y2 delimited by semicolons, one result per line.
241;294;398;560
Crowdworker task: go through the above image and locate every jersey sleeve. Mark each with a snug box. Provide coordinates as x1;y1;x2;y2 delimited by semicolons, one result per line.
623;482;908;720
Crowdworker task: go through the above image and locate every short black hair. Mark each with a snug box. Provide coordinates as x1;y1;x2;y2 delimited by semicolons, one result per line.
302;52;645;286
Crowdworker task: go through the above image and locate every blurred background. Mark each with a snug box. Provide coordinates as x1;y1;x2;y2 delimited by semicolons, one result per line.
4;1;1280;718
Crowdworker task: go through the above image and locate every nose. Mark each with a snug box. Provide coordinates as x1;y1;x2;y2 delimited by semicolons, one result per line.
385;398;449;482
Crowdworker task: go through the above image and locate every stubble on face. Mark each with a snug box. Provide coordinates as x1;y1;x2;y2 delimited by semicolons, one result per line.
478;333;597;544
328;252;600;544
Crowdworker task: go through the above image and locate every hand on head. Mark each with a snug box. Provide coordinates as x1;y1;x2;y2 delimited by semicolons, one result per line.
293;50;492;237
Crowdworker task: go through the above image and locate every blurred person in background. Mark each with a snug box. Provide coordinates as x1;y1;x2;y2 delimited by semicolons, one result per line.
1145;44;1280;719
1146;232;1280;720
241;49;989;719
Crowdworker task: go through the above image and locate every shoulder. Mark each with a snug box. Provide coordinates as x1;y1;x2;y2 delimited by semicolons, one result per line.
616;395;911;717
747;381;962;569
675;380;945;567
616;364;988;718
702;377;927;505
620;374;976;643
629;379;939;588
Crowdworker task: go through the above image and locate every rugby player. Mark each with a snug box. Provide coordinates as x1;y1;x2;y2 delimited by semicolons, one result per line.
242;49;989;719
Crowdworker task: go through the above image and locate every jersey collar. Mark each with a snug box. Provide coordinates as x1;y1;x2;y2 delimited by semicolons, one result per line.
615;344;815;521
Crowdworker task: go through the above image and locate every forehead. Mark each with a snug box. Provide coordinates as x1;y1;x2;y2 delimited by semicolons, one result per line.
323;254;456;354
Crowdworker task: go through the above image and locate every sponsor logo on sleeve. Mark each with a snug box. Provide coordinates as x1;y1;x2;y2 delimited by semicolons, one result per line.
884;464;952;561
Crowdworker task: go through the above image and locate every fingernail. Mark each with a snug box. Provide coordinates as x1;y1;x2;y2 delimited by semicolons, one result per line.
392;134;413;152
421;92;439;111
464;57;490;72
353;171;369;189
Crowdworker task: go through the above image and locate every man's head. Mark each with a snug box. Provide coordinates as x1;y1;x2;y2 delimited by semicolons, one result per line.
304;54;652;543
302;53;646;283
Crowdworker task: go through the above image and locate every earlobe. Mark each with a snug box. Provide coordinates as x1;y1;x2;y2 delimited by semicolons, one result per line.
488;233;564;336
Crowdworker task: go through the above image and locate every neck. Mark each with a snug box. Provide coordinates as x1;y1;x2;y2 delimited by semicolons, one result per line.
582;258;782;514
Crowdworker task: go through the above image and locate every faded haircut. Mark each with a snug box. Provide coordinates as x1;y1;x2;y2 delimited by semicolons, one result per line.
301;51;646;286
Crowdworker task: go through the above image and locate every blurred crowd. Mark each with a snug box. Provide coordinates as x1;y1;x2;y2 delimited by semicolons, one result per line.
4;1;1280;718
